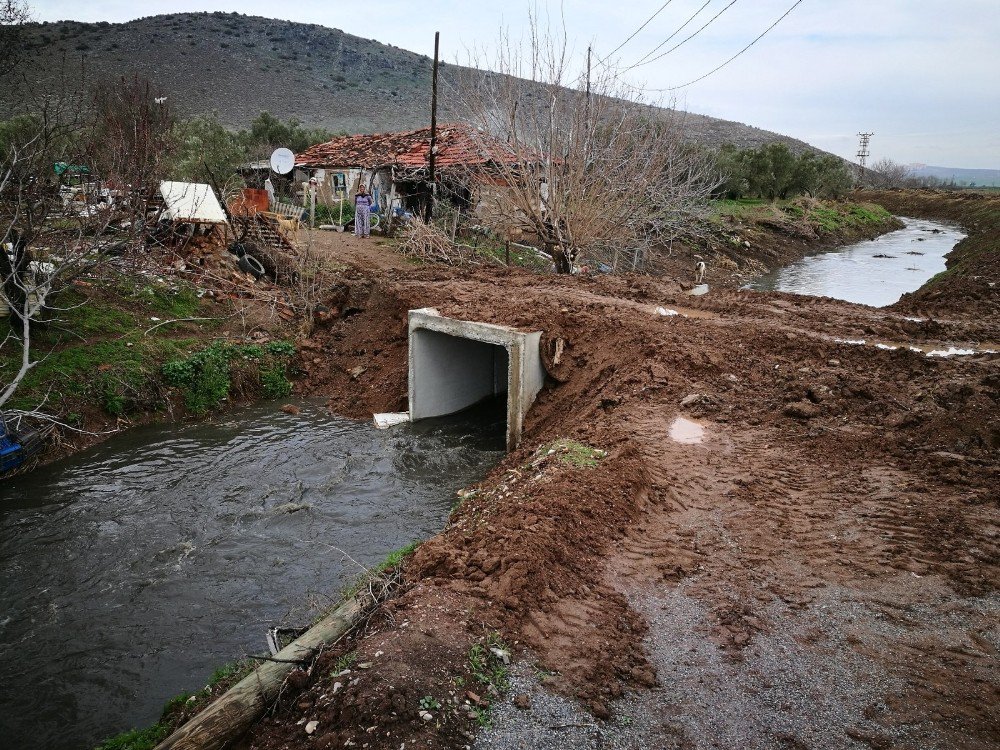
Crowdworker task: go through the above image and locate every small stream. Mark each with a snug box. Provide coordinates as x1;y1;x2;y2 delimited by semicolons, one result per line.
747;217;966;306
0;399;505;750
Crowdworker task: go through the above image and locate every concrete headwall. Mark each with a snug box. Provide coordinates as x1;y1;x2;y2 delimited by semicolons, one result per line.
408;309;546;451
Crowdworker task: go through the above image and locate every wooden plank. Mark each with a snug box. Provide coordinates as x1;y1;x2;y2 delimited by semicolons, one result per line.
155;596;364;750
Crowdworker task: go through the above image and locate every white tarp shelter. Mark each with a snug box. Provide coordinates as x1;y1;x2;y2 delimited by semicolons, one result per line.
159;181;228;225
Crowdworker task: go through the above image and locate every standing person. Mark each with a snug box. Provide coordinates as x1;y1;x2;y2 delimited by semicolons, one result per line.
354;184;374;238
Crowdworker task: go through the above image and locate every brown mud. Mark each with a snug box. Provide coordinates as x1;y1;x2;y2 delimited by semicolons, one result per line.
224;193;999;750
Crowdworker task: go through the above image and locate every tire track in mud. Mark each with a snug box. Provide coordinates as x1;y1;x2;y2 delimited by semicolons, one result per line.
597;399;999;747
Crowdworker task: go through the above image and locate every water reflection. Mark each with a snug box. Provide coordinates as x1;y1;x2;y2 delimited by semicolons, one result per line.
0;400;503;750
747;217;965;307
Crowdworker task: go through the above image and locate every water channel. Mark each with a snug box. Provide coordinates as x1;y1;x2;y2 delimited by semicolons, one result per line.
0;399;505;750
747;217;966;306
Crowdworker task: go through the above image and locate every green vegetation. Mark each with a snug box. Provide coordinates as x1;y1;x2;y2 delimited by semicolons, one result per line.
330;651;357;676
714;143;853;200
93;723;170;750
370;541;420;574
161;340;295;414
314;200;355;226
466;632;511;726
543;438;607;468
168;110;342;184
94;659;254;750
1;276;294;420
339;541;420;602
708;197;893;236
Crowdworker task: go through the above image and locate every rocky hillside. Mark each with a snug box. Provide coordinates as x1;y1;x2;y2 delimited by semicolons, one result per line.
7;12;822;153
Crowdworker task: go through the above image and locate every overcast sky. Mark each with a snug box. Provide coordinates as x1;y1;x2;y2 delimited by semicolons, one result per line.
29;0;1000;168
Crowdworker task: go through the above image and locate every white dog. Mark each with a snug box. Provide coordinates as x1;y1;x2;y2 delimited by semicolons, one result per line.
694;259;706;284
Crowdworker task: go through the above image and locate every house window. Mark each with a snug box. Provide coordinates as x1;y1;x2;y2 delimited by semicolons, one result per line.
331;173;347;192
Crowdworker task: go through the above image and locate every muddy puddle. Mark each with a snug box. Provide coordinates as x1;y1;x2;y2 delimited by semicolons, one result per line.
747;217;965;306
0;399;504;750
669;417;705;444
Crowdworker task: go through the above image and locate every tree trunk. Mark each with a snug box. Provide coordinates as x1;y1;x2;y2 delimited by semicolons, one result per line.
154;596;365;750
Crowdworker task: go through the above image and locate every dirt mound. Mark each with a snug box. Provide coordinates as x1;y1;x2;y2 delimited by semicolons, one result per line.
232;238;995;749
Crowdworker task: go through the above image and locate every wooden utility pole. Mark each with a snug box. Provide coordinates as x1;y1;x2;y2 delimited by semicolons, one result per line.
424;31;440;224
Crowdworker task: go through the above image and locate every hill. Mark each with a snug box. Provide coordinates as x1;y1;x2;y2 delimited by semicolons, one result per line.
907;165;1000;187
6;12;824;154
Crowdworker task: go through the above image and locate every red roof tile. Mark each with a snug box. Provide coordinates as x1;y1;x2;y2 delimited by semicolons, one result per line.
296;123;524;170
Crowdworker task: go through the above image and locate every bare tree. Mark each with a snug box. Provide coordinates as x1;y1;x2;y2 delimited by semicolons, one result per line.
0;0;32;78
450;20;717;273
1;76;173;419
869;157;911;189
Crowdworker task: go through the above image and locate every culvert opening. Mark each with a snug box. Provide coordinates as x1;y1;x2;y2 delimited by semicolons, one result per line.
408;309;546;451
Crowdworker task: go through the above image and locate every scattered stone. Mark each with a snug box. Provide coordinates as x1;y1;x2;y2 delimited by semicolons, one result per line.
348;365;367;379
305;720;319;734
280;404;301;415
680;393;703;407
419;710;433;721
513;693;531;710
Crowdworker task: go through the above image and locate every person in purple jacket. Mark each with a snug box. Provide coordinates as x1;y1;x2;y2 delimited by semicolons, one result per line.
354;184;374;238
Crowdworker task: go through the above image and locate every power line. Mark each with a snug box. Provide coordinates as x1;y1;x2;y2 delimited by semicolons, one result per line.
624;0;742;72
627;0;713;69
646;0;807;91
601;0;677;62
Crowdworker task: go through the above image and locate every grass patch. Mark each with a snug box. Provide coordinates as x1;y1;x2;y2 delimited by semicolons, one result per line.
93;659;254;750
466;632;511;727
1;335;196;414
470;237;552;271
330;651;357;676
93;723;171;750
542;438;607;468
161;340;296;414
339;541;420;603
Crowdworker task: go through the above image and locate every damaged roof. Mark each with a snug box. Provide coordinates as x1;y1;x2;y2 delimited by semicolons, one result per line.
296;123;523;171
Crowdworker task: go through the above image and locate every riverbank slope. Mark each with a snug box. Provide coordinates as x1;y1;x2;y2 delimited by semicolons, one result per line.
225;196;998;750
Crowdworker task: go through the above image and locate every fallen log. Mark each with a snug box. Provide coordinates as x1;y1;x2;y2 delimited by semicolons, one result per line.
154;596;364;750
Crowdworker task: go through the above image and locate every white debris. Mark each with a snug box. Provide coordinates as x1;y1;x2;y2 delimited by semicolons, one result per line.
373;412;410;429
926;347;995;357
655;306;680;317
305;720;319;734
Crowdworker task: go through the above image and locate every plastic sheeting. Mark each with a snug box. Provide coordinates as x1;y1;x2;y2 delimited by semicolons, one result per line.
159;181;228;224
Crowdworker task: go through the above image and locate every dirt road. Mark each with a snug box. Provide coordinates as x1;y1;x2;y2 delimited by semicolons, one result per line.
239;197;998;750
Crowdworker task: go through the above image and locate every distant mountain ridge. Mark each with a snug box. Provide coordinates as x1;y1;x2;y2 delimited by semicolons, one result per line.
907;165;1000;187
6;12;827;155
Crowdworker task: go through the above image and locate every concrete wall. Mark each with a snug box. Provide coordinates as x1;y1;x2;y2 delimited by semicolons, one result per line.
408;309;546;451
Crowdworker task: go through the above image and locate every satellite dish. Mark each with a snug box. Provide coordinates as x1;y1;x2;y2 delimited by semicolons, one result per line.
269;148;295;175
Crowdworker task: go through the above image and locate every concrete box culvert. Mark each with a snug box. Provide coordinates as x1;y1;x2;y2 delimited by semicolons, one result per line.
408;308;546;451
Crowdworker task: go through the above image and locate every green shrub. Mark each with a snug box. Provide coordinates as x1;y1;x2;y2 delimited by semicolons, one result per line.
161;341;296;414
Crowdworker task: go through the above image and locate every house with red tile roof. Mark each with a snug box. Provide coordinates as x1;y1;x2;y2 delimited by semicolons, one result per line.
295;123;530;216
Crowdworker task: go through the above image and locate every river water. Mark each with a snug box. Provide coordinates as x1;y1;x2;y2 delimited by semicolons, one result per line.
747;217;966;306
0;400;505;750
